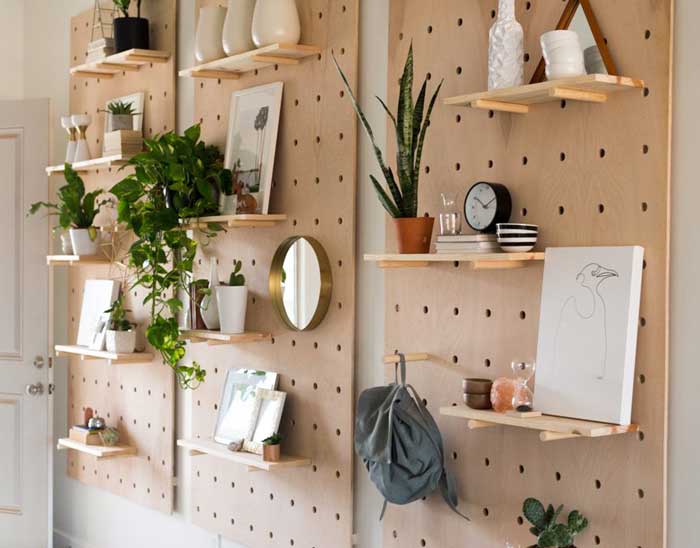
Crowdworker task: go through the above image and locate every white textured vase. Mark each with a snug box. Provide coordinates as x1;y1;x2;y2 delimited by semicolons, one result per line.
216;286;248;334
251;0;301;48
195;6;227;63
106;330;136;354
488;0;524;90
223;0;256;55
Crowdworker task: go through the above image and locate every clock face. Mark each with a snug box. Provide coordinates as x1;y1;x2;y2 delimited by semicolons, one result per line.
465;182;499;231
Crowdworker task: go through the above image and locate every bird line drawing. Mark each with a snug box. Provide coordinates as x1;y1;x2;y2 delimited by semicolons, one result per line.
553;263;619;381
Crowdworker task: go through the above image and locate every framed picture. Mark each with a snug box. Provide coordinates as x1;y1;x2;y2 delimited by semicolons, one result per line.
224;82;283;215
103;91;145;136
213;369;279;444
89;312;111;351
76;280;120;347
242;389;287;455
534;246;644;424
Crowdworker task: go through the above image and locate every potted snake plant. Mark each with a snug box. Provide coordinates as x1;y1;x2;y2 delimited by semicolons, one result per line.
334;44;443;253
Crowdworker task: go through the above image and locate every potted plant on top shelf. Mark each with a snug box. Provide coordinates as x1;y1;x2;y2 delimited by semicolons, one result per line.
105;294;137;354
334;44;443;254
28;164;107;256
113;0;149;53
523;497;589;548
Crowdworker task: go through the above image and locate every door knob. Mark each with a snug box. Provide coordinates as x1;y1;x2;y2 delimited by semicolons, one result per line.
33;356;45;369
25;383;44;396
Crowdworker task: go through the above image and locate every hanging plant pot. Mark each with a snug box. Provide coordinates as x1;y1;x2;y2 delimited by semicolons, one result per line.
114;17;150;53
393;217;435;254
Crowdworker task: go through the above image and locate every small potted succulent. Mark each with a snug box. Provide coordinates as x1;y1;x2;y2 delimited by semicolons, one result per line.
261;432;282;462
523;497;589;548
105;295;137;354
29;164;105;256
113;0;150;53
103;100;139;132
215;260;247;334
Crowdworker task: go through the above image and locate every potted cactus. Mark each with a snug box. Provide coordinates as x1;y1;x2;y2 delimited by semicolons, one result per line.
105;294;137;353
261;432;282;462
215;260;247;334
523;498;589;548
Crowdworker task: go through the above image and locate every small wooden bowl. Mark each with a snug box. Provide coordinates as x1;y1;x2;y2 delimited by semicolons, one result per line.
463;378;493;395
464;393;493;410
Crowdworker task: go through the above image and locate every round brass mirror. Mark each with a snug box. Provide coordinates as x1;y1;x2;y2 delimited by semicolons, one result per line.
269;236;332;331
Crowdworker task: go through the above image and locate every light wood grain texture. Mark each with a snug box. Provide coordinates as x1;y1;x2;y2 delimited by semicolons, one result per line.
70;48;170;77
57;438;137;459
472;99;529;114
45;154;133;174
181;214;287;229
180;330;270;345
177;439;311;470
383;353;432;363
55;345;154;365
47;255;110;266
366;252;544;269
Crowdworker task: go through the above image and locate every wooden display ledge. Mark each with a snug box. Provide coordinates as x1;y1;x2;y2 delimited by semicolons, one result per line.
54;345;153;365
179;43;321;80
70;48;170;78
57;438;136;459
364;252;544;270
181;330;270;346
177;439;311;471
46;255;110;266
46;154;132;175
444;74;644;114
182;214;287;229
440;407;638;442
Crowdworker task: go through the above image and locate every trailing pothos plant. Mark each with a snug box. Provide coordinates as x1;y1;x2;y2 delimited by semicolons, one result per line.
111;124;229;389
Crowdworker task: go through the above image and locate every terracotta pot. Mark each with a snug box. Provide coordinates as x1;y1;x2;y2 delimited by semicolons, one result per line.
262;443;280;462
393;217;435;254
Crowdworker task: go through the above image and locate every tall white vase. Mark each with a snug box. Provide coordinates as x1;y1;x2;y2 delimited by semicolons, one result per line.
251;0;301;48
195;6;227;63
200;258;221;330
222;0;256;56
488;0;524;90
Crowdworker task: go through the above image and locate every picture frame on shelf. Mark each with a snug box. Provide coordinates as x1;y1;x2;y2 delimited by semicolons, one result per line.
76;280;121;347
242;388;287;455
88;312;111;351
224;82;283;215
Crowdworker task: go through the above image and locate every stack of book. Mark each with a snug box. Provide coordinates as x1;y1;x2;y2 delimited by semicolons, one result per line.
103;130;143;157
435;234;500;253
86;37;115;63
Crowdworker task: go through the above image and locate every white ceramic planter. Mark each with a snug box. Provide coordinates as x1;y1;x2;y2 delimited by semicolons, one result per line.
222;0;256;55
69;228;99;256
216;285;248;334
195;6;227;63
108;113;134;132
60;232;74;254
252;0;301;48
106;330;136;354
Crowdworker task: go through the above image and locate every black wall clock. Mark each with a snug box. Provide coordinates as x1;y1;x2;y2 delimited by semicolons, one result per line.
463;182;512;233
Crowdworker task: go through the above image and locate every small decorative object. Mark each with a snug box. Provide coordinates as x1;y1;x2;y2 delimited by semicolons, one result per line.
490;377;516;413
104;294;137;353
540;30;585;80
103;100;139;132
103;92;144;151
84;407;94;425
74;280;121;347
535;247;644;424
334;46;443;254
242;389;287;454
435;233;499;254
463;378;493;410
69;425;102;446
261;432;282;462
71;114;92;163
464;182;512;233
584;45;606;74
195;6;226;63
464;393;492;410
89;312;111;351
227;439;243;452
224;82;283;214
62;116;77;164
112;0;149;53
200;258;221;330
88;415;106;430
488;0;524;90
99;427;120;447
219;160;238;214
251;0;301;48
222;0;256;56
511;361;536;412
190;279;209;330
523;497;589;548
216;260;247;334
438;192;461;236
496;223;538;253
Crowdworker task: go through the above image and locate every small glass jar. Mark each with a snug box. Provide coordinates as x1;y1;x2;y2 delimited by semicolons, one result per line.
439;192;462;236
511;361;536;412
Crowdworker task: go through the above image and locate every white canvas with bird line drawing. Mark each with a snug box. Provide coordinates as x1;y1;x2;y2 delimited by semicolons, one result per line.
535;247;644;424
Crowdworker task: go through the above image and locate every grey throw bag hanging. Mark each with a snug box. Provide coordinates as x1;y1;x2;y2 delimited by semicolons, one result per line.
355;353;469;520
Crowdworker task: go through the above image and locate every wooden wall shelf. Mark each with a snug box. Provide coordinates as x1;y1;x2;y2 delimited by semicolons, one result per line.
46;154;133;175
70;48;170;78
177;439;311;471
57;437;136;459
47;255;110;266
182;214;287;230
440;407;638;442
181;330;270;346
179;43;321;80
444;74;644;114
54;345;153;365
383;353;432;363
364;252;544;269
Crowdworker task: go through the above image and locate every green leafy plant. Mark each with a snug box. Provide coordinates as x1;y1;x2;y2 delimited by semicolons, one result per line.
333;44;443;218
114;0;142;18
262;433;282;446
110;124;227;389
28;164;104;238
103;100;139;115
223;260;245;287
523;498;589;548
105;294;136;332
221;159;240;197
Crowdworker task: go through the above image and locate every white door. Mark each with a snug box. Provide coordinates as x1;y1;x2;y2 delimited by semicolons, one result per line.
0;99;50;548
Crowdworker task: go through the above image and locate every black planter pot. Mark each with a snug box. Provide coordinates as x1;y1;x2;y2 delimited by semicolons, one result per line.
114;17;150;53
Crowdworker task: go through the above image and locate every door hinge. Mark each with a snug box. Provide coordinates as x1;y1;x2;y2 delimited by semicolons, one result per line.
48;383;55;395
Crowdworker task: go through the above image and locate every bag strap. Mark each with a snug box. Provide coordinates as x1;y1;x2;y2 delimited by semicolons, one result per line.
393;353;407;385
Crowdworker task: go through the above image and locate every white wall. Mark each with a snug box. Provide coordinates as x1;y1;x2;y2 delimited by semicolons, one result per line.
0;0;24;100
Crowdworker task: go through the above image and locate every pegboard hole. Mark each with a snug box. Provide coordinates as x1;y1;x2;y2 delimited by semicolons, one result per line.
483;508;490;517
599;148;607;158
519;464;525;474
522;156;528;165
560;151;566;162
598;203;605;213
456;66;462;75
642;202;649;212
522;208;528;217
523;52;530;63
420;540;426;547
452;355;458;364
555;471;562;481
558;205;565;215
423;305;429;314
526;0;532;9
488;110;495;118
490;9;496;18
519;311;526;320
638;488;645;499
594;536;601;545
639;374;646;384
484;457;490;467
488;160;494;168
484;358;491;368
643;144;649;154
486;309;492;317
645;29;652;39
640;317;647;327
644;86;650;97
595;479;602;489
453;307;459;316
427;25;433;34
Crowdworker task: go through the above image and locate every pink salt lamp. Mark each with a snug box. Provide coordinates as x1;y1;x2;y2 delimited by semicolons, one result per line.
490;377;516;413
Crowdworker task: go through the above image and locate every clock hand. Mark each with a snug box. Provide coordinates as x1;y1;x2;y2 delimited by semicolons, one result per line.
484;197;497;208
473;197;487;208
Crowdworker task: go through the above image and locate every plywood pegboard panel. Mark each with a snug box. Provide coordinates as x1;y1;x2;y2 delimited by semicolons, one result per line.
58;1;178;514
184;1;358;546
382;1;671;547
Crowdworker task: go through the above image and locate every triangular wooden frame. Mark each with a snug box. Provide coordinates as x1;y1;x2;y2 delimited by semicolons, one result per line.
530;0;617;84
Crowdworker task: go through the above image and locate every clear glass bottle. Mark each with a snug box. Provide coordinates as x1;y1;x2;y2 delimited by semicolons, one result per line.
511;361;536;412
439;192;462;236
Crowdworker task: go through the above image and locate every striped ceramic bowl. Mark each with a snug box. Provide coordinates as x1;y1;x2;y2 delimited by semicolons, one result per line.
496;223;539;253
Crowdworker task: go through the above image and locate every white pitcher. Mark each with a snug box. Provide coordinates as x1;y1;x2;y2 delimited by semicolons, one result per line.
200;258;221;330
251;0;301;48
195;6;226;63
222;0;256;56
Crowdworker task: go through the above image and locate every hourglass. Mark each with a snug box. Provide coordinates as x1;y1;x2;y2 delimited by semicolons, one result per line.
511;361;536;412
